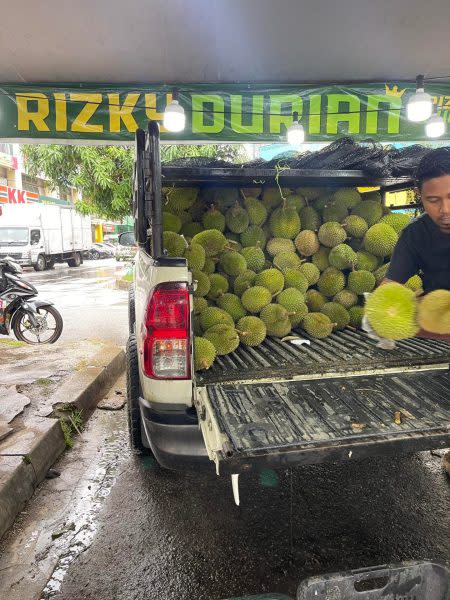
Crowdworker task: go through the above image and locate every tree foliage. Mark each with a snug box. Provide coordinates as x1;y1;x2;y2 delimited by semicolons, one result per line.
22;143;248;219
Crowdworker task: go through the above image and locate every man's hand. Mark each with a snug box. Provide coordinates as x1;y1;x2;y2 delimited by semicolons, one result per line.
361;314;396;350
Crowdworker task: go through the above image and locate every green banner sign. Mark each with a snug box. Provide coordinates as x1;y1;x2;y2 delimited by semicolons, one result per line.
0;82;449;143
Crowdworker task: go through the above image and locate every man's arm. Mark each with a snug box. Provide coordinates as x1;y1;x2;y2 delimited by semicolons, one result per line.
385;227;419;284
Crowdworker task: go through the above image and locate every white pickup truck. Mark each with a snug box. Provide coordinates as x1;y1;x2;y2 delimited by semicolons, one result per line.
127;122;450;479
0;203;92;271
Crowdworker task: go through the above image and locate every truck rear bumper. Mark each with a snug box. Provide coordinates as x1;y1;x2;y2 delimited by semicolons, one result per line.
139;398;209;471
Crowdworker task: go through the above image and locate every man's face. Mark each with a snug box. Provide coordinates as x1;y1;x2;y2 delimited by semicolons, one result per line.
420;174;450;233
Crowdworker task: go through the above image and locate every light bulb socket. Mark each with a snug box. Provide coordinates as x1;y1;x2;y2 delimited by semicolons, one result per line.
416;74;425;90
292;111;299;122
172;88;180;101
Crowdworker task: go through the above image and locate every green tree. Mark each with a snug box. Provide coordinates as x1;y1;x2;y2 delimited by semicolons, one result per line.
22;143;247;219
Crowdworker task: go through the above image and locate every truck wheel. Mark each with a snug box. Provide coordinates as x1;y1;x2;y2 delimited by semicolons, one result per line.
128;286;136;334
45;258;55;270
67;252;81;267
126;334;149;455
33;255;46;272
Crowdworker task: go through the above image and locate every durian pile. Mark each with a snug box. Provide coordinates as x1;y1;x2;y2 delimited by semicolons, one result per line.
161;184;416;371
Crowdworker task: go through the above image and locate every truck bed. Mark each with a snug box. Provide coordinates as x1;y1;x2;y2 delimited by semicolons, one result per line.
197;334;450;473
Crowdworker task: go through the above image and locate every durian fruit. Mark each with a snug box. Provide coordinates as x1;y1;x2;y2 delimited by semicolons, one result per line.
192;230;227;257
225;204;250;233
300;206;321;231
220;250;247;277
334;289;358;309
199;306;234;331
255;268;285;294
302;312;334;338
305;289;327;312
313;191;333;210
269;206;301;239
207;273;229;300
188;197;207;221
298;262;320;286
322;203;348;223
296;187;326;201
266;238;295;257
317;267;346;297
184;242;206;271
192;270;211;298
240;246;266;273
216;293;247;322
260;304;292;337
332;188;361;209
202;207;226;232
181;222;203;238
295;230;320;256
203;257;216;275
312;246;331;271
318;222;347;248
241;225;267;248
363;223;398;258
193;296;208;316
355;250;380;272
417;289;450;334
178;211;192;225
234;270;257;296
236;316;267;346
405;274;423;292
284;269;310;293
194;337;216;371
202;187;239;207
320;302;350;330
241;286;272;313
373;262;390;285
204;324;240;355
328;244;357;270
365;282;419;340
262;187;285;210
163;211;182;233
285;193;306;211
276;287;305;312
342;215;368;238
347;270;376;294
380;212;411;233
163;187;198;212
349;305;365;327
163;231;187;257
244;197;267;225
273;251;302;271
287;301;309;327
351;200;383;227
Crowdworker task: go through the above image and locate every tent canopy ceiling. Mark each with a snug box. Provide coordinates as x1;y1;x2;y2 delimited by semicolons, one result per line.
2;0;450;84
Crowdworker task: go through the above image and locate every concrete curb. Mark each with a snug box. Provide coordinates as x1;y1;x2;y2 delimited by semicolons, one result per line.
0;344;126;540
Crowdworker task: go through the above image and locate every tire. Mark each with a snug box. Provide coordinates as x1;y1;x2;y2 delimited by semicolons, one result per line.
91;250;100;260
67;252;81;267
128;286;136;334
126;334;149;454
13;305;63;344
33;255;46;272
45;258;55;270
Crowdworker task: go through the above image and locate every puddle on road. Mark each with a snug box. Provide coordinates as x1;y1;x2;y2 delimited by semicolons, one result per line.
39;411;128;599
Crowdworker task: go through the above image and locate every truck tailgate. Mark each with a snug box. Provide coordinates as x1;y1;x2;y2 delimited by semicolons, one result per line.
195;333;450;474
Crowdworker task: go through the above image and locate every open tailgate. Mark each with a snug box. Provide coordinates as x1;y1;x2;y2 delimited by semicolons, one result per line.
194;334;450;474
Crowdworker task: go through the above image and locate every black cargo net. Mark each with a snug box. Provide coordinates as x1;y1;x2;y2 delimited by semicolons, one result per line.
162;138;437;179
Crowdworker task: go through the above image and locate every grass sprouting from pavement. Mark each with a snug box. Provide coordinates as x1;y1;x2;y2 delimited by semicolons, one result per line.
0;338;26;347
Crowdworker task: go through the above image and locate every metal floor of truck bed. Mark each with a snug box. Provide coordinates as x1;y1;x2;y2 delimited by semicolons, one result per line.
198;330;450;384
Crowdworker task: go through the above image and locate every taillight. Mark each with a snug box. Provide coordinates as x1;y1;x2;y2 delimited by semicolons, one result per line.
142;282;190;379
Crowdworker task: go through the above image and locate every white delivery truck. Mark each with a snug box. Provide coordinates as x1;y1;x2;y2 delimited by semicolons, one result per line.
0;203;92;271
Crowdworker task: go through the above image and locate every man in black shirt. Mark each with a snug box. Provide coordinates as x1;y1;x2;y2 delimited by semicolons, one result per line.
385;147;450;341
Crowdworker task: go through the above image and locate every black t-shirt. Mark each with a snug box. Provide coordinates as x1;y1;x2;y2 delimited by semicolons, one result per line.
386;214;450;292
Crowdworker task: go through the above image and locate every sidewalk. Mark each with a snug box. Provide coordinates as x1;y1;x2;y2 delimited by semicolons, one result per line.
0;338;125;539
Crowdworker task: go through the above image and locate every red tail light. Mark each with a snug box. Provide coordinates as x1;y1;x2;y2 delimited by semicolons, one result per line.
142;283;190;379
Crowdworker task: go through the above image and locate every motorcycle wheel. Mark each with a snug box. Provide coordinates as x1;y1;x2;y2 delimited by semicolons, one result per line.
13;305;63;344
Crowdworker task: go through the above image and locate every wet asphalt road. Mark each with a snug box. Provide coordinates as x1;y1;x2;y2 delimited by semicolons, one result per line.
23;259;129;345
49;446;450;600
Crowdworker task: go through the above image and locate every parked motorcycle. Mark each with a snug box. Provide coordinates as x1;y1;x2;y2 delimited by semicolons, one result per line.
0;256;63;344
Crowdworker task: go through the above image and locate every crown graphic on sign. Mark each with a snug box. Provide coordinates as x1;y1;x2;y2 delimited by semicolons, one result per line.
385;84;406;97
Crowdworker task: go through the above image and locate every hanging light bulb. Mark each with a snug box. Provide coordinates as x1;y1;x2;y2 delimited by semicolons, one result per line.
163;89;186;132
425;112;446;138
407;75;433;122
287;111;305;145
